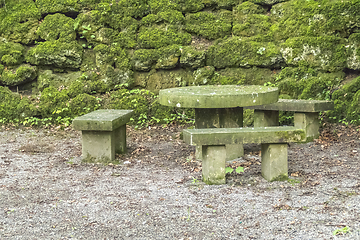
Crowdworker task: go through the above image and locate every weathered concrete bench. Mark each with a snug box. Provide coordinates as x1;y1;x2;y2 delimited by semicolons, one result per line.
246;99;334;140
183;126;306;184
73;109;133;162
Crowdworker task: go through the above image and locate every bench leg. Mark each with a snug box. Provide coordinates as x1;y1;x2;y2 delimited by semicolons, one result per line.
253;110;279;127
81;131;115;161
294;112;320;141
195;108;244;161
115;125;127;154
202;145;226;185
261;143;288;181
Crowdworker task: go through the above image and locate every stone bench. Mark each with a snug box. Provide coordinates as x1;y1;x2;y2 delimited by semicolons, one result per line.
72;109;133;162
183;126;306;184
246;99;334;140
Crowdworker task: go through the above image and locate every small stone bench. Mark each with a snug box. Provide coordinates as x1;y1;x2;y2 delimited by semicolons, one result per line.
246;99;334;140
73;109;133;162
183;126;306;184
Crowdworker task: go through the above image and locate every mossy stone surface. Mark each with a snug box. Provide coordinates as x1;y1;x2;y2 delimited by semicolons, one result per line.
281;36;347;72
37;69;83;91
192;66;215;86
145;69;194;93
0;41;25;66
0;0;40;44
179;46;206;69
37;13;76;42
185;11;232;40
159;85;279;108
211;67;276;86
35;0;82;14
0;86;36;121
0;64;37;86
206;38;284;68
137;25;192;49
26;40;83;69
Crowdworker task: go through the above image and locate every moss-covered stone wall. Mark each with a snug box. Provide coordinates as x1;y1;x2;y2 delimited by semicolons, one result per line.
1;0;360;125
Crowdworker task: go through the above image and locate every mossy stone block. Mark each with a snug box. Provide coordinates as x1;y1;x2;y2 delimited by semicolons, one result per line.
201;145;226;185
206;38;284;69
37;13;76;42
280;36;346;72
261;143;288;182
0;64;37;86
26;40;83;69
248;99;334;112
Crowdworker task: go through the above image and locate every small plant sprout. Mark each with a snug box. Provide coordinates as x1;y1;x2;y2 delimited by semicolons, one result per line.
333;226;351;235
225;166;244;174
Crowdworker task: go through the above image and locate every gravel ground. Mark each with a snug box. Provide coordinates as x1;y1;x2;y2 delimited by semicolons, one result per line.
0;124;359;239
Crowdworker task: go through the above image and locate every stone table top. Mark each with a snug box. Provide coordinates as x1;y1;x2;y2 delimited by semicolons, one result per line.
159;85;279;108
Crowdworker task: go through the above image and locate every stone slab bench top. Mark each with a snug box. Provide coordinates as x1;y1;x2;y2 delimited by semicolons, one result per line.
183;126;306;145
159;85;279;108
72;109;134;131
245;99;334;112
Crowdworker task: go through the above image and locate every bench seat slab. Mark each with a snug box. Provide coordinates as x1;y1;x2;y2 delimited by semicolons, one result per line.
247;99;334;112
261;143;288;181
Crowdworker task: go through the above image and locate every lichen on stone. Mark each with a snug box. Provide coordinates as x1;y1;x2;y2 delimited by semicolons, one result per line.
281;36;347;72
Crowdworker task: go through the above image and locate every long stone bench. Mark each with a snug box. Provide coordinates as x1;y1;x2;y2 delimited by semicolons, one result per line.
73;109;133;162
246;99;334;140
183;126;306;184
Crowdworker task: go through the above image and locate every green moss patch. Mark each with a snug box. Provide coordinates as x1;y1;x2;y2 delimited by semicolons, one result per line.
0;64;37;86
137;25;192;49
26;40;83;69
0;86;36;123
37;13;76;42
0;41;25;65
211;67;276;85
0;0;40;44
206;38;283;68
185;11;232;40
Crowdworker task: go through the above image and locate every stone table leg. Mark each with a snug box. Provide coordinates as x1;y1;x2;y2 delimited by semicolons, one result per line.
253;110;279;127
81;130;115;161
195;107;243;161
294;112;320;141
115;125;127;154
202;145;226;185
261;143;288;181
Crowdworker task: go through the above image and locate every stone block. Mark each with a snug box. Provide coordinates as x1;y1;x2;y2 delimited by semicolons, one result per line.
294;112;320;140
254;110;279;127
261;143;288;181
202;145;226;185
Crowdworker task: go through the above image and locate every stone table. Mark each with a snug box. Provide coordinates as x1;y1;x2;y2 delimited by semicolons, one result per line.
159;85;279;160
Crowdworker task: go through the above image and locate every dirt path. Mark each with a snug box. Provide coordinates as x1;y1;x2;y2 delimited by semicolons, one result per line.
0;124;359;239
